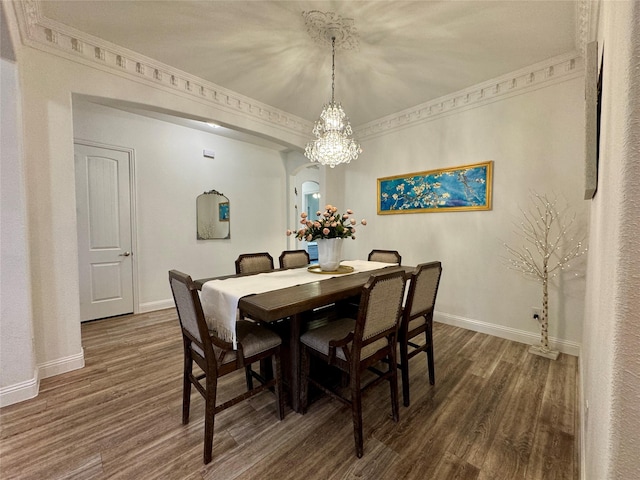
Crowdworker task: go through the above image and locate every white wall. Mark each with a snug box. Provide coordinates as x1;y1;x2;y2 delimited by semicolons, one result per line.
582;1;640;478
341;76;589;351
73;101;289;310
0;5;38;406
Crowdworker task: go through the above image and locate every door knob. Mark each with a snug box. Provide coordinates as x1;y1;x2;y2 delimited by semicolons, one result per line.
119;251;131;257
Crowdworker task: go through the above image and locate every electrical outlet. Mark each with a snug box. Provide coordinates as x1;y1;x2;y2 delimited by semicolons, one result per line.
531;307;542;322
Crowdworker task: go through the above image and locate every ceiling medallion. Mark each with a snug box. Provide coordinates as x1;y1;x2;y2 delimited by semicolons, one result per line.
302;10;359;51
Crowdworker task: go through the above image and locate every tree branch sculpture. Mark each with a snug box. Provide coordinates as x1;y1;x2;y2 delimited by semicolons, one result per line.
503;192;587;359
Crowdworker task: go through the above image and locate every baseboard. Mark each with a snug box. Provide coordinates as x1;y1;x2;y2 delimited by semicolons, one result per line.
39;348;85;379
0;368;40;408
1;349;85;407
138;299;174;313
435;312;581;357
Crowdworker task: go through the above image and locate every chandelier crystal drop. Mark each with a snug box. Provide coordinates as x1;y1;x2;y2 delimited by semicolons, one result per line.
305;37;361;168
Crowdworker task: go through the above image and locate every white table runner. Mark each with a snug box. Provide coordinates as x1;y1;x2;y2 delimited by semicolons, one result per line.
200;260;397;347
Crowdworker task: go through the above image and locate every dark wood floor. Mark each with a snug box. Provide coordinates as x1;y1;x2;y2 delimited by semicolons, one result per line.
0;309;578;479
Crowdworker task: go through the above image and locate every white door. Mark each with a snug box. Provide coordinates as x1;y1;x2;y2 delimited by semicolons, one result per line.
75;142;134;321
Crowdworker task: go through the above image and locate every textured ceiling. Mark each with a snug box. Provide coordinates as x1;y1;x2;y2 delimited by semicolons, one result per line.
40;1;578;127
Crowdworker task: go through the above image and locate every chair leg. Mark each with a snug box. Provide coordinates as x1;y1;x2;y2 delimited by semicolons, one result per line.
245;364;254;390
425;324;435;385
300;346;310;414
272;349;285;420
399;335;411;407
350;371;364;458
182;351;192;424
203;376;217;465
388;348;400;422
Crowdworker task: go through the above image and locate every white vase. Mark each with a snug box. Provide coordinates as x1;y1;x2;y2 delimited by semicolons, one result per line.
316;238;343;271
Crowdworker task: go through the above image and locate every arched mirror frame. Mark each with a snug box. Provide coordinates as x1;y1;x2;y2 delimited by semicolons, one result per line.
197;189;230;240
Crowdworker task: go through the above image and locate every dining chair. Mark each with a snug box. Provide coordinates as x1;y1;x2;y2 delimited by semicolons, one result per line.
398;261;442;407
368;249;402;265
278;249;310;269
235;252;274;274
299;269;407;458
340;249;403;317
168;270;285;464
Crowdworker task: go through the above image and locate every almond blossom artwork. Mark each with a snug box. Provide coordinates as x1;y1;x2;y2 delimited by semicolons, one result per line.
377;161;493;214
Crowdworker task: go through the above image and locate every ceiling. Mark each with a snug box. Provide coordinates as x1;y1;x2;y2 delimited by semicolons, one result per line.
40;1;578;127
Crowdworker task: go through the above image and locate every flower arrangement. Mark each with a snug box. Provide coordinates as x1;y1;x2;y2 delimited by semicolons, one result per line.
286;204;367;241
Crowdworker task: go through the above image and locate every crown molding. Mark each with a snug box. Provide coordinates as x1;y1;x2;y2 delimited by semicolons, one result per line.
355;51;584;141
14;0;313;140
12;1;586;146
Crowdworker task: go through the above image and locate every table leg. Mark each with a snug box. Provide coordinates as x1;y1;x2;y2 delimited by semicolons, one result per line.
289;312;302;413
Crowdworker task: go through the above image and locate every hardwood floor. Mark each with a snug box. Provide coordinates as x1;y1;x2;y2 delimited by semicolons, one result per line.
0;309;578;479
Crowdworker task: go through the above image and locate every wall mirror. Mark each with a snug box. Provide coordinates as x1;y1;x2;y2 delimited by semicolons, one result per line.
197;189;230;239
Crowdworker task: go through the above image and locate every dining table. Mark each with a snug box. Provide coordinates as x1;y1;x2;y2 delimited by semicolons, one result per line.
195;260;414;412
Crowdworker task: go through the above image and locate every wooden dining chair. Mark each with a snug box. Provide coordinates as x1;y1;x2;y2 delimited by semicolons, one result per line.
278;249;310;269
368;249;402;265
168;270;285;464
299;269;407;458
235;252;274;274
398;261;442;407
341;249;403;317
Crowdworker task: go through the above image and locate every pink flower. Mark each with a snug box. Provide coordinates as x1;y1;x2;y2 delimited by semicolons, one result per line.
286;204;367;242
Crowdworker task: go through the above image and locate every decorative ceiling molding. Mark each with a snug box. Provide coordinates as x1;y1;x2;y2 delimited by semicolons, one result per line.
14;0;313;140
12;1;584;147
356;52;584;141
302;11;359;51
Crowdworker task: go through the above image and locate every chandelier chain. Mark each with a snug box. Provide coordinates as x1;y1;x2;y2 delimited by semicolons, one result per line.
331;37;336;104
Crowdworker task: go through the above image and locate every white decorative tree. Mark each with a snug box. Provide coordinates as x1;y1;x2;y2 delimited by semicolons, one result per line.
503;192;587;359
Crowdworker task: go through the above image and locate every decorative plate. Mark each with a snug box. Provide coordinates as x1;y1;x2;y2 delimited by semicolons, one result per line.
307;264;355;275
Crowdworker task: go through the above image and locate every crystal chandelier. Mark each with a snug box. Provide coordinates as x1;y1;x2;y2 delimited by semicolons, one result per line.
305;37;362;168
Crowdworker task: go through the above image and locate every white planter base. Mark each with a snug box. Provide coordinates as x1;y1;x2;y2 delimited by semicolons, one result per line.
528;345;560;360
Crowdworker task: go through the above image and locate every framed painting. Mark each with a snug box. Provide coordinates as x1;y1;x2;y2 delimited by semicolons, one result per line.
377;161;493;214
218;202;230;221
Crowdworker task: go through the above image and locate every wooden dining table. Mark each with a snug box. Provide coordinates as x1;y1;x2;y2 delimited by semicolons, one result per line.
195;262;413;412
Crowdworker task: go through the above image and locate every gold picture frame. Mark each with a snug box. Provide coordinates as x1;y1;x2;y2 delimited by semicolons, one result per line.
377;161;493;214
